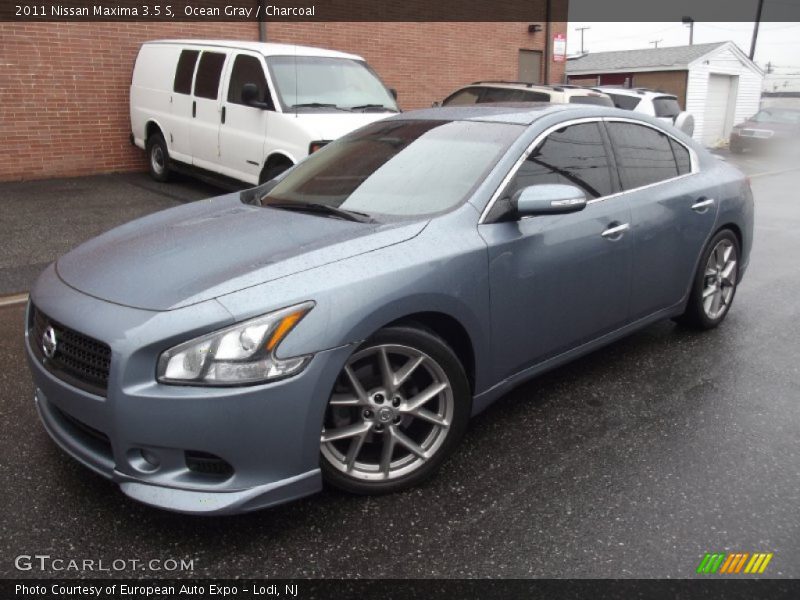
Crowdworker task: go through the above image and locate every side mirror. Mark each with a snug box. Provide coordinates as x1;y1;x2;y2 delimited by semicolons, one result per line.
513;184;587;218
431;101;441;108
241;83;271;109
389;88;398;100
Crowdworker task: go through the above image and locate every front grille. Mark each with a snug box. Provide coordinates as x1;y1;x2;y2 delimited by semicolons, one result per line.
30;305;111;395
740;128;773;139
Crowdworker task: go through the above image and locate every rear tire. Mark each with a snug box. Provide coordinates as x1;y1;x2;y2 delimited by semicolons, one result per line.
146;133;170;182
259;159;293;185
675;229;740;329
320;326;471;495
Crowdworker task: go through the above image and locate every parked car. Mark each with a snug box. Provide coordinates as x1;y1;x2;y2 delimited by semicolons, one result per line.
27;104;753;514
595;87;695;136
729;107;800;154
439;81;614;107
130;40;399;186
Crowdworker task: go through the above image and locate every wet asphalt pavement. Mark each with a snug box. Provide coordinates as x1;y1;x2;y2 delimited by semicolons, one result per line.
1;167;799;579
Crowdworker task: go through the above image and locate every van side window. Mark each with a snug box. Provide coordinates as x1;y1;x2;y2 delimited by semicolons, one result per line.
606;122;679;190
173;50;199;94
194;52;226;100
228;54;271;108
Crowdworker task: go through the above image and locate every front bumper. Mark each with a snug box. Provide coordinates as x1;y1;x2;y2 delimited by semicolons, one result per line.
26;267;353;515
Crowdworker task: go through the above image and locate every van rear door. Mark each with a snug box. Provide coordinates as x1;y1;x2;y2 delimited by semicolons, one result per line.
169;48;200;162
218;52;274;185
190;50;229;171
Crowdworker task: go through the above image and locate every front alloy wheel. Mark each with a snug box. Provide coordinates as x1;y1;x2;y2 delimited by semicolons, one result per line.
320;326;470;494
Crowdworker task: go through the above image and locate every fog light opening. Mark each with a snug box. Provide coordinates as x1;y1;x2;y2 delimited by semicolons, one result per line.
127;448;161;473
184;451;234;478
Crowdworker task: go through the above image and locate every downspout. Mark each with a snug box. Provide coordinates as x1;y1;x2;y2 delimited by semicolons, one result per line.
258;0;267;41
544;0;552;84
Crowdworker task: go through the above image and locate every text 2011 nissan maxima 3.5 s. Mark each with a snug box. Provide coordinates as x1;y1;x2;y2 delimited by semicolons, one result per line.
26;104;754;514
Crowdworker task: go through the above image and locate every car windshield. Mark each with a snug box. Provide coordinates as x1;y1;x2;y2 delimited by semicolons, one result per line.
260;119;523;218
751;109;800;125
569;95;614;107
266;56;398;112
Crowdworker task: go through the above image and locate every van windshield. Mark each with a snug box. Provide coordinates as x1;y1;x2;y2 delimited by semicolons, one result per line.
260;119;522;219
266;56;399;113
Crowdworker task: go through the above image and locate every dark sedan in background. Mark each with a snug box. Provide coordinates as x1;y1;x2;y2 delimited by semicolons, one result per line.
730;107;800;154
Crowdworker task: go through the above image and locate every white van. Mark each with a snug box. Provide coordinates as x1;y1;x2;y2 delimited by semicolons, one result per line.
130;40;399;185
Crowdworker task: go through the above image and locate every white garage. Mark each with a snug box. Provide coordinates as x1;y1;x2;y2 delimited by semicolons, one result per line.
567;41;764;147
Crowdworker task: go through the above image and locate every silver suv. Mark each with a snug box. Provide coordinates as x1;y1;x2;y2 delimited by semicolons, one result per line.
439;81;613;107
595;87;694;136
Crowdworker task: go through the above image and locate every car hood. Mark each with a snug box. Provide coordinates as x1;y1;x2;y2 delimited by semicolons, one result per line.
291;110;396;141
56;193;426;311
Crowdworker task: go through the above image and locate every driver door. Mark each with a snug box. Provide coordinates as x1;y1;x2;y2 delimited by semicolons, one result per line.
478;121;633;382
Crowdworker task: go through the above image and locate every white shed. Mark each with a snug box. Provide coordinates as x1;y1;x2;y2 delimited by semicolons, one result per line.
567;42;764;146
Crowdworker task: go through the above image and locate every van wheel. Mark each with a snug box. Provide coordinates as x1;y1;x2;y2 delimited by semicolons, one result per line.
259;159;292;184
146;133;170;182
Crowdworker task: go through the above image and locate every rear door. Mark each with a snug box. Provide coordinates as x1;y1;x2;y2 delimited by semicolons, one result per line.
605;120;718;320
219;52;274;184
191;50;229;170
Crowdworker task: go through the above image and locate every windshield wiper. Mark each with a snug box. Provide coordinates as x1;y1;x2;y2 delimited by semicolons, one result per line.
266;202;374;223
350;104;398;112
290;102;351;112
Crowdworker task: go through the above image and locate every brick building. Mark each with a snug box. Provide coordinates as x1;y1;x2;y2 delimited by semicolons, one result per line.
0;21;567;182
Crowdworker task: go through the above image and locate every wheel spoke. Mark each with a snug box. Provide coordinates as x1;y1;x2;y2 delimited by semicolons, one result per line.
393;354;425;389
403;381;448;412
709;289;722;316
379;431;396;477
721;243;733;264
344;365;368;403
377;347;395;392
721;260;737;286
329;393;362;407
391;426;427;459
715;246;726;271
321;421;371;443
702;284;717;299
409;407;449;428
344;430;368;472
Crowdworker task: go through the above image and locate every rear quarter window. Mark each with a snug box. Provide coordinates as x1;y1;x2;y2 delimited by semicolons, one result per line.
653;97;681;118
569;95;614;107
443;88;482;106
607;93;641;111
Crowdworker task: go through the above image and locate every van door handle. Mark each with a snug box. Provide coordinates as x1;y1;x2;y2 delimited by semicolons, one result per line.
692;198;715;212
192;101;196;118
221;106;226;124
601;222;630;239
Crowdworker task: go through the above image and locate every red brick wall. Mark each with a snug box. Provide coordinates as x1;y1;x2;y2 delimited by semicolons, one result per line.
0;22;566;182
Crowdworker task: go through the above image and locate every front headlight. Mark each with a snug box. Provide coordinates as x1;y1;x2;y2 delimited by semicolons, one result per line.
157;302;314;386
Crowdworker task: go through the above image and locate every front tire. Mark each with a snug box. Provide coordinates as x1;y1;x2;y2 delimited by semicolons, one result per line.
146;133;170;182
676;229;740;329
320;326;471;495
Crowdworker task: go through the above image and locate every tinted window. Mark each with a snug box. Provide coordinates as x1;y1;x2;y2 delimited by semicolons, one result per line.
607;93;641;111
507;122;615;199
479;88;551;103
607;122;679;189
173;49;199;94
194;52;226;100
569;95;614;107
443;88;481;106
669;138;692;175
228;54;271;107
262;120;522;218
653;97;681;118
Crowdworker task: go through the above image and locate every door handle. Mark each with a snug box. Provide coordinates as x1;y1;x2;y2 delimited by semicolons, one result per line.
221;105;226;124
691;198;715;212
192;101;196;118
601;222;630;239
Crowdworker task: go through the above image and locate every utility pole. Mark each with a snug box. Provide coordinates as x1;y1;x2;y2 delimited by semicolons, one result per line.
575;26;590;54
750;0;764;60
682;16;694;45
650;40;662;49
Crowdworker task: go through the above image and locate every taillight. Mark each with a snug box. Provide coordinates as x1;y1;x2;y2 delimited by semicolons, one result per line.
308;141;330;154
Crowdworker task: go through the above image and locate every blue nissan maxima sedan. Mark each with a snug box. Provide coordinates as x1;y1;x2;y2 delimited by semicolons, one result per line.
25;104;754;514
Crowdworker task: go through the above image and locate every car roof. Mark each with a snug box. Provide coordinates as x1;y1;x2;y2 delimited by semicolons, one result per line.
144;40;363;61
387;103;627;125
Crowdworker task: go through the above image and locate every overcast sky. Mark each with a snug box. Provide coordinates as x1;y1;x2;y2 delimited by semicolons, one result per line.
565;21;800;77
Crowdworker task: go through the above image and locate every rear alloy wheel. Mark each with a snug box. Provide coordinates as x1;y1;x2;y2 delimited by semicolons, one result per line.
146;133;170;182
320;327;470;494
676;229;740;329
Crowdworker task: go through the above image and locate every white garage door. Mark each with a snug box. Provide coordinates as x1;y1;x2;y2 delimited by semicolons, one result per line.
703;74;735;146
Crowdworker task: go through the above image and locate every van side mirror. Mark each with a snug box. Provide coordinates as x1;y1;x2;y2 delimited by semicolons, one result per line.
432;101;441;108
389;88;398;100
513;184;587;218
241;83;271;109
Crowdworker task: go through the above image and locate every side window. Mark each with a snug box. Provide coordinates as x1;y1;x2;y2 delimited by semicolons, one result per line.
443;88;481;106
227;54;271;107
608;94;641;110
194;52;226;100
507;122;615;200
521;91;551;102
606;122;679;190
669;138;692;175
173;49;199;94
